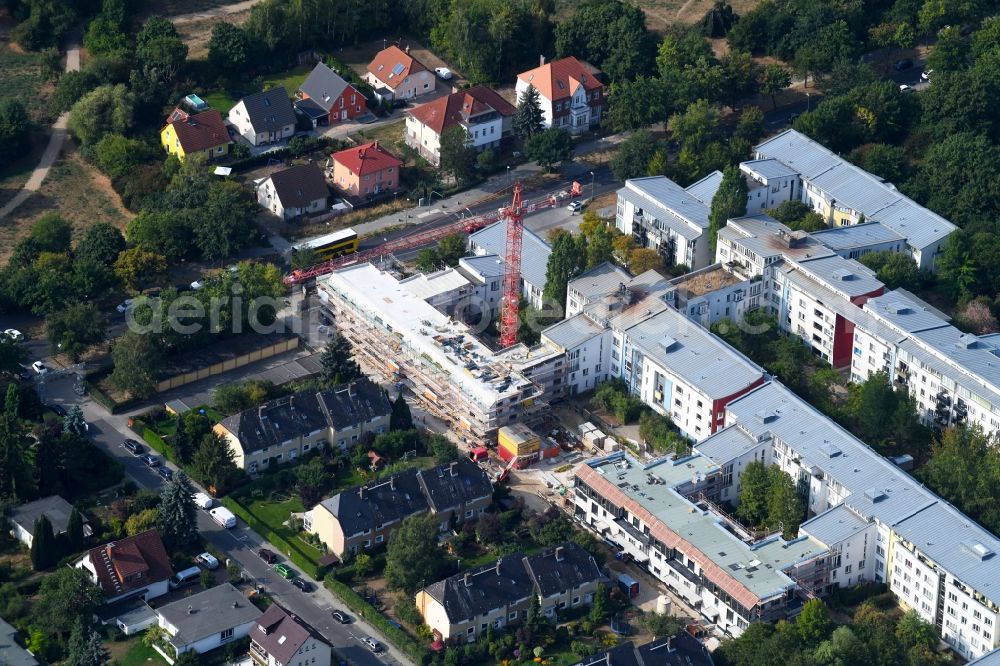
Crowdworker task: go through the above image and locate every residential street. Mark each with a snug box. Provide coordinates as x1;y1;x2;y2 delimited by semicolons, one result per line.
37;372;412;666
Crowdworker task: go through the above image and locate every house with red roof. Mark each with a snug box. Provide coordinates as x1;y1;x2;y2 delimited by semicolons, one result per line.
364;45;434;101
74;529;174;604
515;56;604;134
159;107;231;161
405;85;515;166
330;141;403;197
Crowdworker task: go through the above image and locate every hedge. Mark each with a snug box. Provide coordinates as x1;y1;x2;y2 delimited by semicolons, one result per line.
324;577;430;665
84;380;141;414
221;497;321;580
139;426;172;459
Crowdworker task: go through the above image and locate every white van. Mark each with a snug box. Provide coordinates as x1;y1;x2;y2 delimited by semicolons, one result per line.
192;492;213;509
169;566;201;589
209;506;237;529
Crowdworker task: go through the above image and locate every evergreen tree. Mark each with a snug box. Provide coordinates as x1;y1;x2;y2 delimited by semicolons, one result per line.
513;85;545;140
319;334;361;388
588;583;610;622
543;232;586;315
158;471;198;549
66;507;85;553
191;434;239;495
708;165;748;255
67;619;110;666
30;515;57;570
736;460;770;526
5;384;19;417
389;394;413;432
63;406;87;436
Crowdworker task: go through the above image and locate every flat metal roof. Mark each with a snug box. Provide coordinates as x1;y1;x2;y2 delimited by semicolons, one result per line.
684;170;723;204
618;176;711;241
810;222;906;251
469;222;550;291
568;262;633;303
799;503;871;547
863;291;951;335
741;158;799;181
542;313;606;351
790;254;884;299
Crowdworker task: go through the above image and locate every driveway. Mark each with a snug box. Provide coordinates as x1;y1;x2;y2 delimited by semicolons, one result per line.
0;42;80;221
169;0;265;25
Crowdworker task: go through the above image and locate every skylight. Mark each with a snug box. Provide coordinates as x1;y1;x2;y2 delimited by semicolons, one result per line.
392;63;405;76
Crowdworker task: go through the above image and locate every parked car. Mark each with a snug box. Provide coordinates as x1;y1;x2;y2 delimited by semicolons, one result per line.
141;454;160;467
196;552;220;570
899;84;913;93
434;67;453;80
190;280;204;290
362;638;382;653
921;69;933;81
192;492;213;509
3;329;23;342
158;467;173;481
291;578;312;592
330;610;351;624
567;201;584;214
257;548;278;564
116;299;133;313
49;404;67;417
894;58;914;71
274;563;295;579
123;438;144;455
31;361;50;375
169;566;201;590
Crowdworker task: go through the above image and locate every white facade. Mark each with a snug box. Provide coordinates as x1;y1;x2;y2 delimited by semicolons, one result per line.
615;177;714;270
228;101;295;147
256;177;326;220
366;69;432;100
405;115;501;167
75;554;170;604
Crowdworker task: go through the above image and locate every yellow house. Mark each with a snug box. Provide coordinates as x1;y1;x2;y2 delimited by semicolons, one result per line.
160;107;231;161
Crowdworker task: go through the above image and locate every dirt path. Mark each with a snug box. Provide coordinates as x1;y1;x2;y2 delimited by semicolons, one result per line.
169;0;263;24
0;43;79;221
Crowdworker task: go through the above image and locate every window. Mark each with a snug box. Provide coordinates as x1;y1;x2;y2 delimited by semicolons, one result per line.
220;628;234;641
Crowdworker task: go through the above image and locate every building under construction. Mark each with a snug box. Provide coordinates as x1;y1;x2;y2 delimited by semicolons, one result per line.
319;262;564;444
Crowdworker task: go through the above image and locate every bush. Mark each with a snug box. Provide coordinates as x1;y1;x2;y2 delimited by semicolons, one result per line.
325;577;430;665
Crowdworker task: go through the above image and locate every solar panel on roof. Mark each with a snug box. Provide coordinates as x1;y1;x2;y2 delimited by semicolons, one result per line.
392;63;405;76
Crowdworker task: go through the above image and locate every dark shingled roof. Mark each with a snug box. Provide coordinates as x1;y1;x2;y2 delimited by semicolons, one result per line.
239;87;296;133
424;552;534;622
576;635;715;666
10;495;77;537
266;163;329;210
417;457;493;514
423;543;605;624
299;62;353;113
219;378;390;455
252;604;327;665
319;468;428;536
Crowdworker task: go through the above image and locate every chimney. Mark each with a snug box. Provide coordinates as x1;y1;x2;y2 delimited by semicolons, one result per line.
539;54;546;66
187;605;194;615
405;45;411;54
554;546;565;562
464;572;472;587
449;461;458;477
373;140;379;151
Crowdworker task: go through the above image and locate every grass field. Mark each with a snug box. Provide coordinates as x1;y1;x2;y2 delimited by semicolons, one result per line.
0;43;57;126
203;89;238;113
143;0;246;15
262;65;313;95
106;636;166;666
353;121;408;159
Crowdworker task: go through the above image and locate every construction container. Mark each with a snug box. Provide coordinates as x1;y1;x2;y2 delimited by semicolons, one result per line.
617;573;639;600
540;437;561;460
498;424;541;459
468;447;489;462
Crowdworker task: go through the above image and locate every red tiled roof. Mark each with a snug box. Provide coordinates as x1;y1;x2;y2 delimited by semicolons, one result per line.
332;141;402;176
516;57;603;102
367;46;427;91
165;108;230;153
407;85;516;136
83;529;174;598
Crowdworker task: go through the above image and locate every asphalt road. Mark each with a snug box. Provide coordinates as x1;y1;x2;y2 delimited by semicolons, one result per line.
37;374;406;666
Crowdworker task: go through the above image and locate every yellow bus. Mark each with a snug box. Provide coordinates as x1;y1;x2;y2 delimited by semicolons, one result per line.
293;228;359;262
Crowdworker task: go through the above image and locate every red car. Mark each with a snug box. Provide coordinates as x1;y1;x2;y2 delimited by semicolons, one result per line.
257;548;278;564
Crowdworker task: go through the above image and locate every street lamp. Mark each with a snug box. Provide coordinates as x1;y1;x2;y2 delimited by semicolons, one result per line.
806;92;811;113
506;165;511;189
589;171;595;203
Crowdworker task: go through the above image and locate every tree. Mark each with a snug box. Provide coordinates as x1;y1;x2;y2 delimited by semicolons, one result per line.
956;299;999;335
627;248;664;274
585;223;614;268
354;552;374;577
54;71;100;113
125;508;159;536
296;458;329;508
736;460;770;525
109;330;162;398
114;247;167;293
0;335;28;375
852;143;911;184
439;125;477;184
30;212;73;254
66;506;85;553
135;18;188;84
427;434;459;462
67;620;110;666
76;222;125;269
928;25;969;72
0;100;31;161
174;651;202;666
47;303;106;361
30;514;58;570
191;433;239;494
158;471;198;549
797;598;833;645
64;405;87;436
390;394;413;431
513;84;545;140
588;583;610;622
543;231;586;315
209;22;250;73
767;469;804;539
475;513;503;545
859;251;921;290
195;181;258;261
35;566;104;641
524;128;573;172
701;0;738;37
555;0;655;82
708;165;748;255
718;51;761;109
760;63;791;109
611;129;658;181
319;334;361;388
94;133;152;180
68;84;134;146
200;568;215;590
640;612;685;637
385;513;443;592
734;106;766;145
607;77;669;131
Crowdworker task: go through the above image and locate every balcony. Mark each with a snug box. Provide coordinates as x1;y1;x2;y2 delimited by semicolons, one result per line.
250;642;269;665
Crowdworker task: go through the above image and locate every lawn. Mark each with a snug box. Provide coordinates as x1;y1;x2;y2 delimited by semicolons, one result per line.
107;636;166;666
262;66;313;95
0;43;57;126
203;89;238;114
352;120;408;160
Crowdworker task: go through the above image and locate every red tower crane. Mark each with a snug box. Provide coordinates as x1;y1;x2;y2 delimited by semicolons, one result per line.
499;183;525;349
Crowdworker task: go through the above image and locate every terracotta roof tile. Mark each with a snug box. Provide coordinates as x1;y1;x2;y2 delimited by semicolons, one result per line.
407;85;516;136
165;108;230;154
367;46;427;91
331;141;403;176
516;57;603;102
82;529;173;598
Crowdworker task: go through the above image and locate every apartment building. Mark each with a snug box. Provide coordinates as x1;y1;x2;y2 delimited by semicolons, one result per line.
809;223;908;262
694;380;1000;660
468;222;550;310
749;129;956;271
716;214;834;280
415;543;604;642
306;458;492;557
214;378;391;473
615;175;721;270
319;263;545;441
406;85;515;166
515;57;604;133
250;604;331;666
